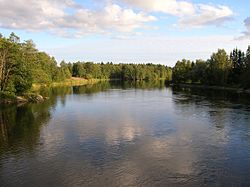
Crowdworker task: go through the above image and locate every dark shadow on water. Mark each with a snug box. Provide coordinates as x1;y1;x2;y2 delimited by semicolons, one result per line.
0;104;51;154
172;86;250;109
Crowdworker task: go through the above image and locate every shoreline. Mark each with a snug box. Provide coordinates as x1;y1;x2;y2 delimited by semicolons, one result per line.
0;78;104;105
172;83;250;94
31;77;104;91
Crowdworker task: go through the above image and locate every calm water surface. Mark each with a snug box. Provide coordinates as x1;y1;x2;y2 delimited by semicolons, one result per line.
1;81;250;186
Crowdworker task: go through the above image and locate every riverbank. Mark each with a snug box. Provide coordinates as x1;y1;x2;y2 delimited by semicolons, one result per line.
31;77;103;91
0;78;104;105
0;93;49;105
173;83;250;94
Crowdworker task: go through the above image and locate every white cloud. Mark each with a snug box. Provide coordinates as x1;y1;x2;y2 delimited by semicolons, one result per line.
0;0;235;37
0;0;155;37
0;0;72;30
178;4;233;28
97;4;156;32
119;0;196;16
117;0;233;28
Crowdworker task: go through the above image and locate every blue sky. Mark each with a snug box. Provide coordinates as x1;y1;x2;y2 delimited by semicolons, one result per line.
0;0;249;66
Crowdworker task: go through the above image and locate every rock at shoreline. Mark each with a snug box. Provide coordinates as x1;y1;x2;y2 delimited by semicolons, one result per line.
36;95;44;102
1;94;49;105
16;96;28;103
26;94;45;103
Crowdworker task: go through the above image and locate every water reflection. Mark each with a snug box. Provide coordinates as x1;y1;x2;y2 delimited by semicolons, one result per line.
0;104;50;151
0;81;250;186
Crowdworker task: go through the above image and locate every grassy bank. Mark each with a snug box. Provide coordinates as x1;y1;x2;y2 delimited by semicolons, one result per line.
31;77;104;91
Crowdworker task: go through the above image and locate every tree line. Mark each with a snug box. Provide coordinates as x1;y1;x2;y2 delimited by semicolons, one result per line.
172;47;250;88
70;62;172;81
0;33;172;96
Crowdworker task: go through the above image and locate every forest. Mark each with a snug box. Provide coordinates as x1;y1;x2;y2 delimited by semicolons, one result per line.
172;47;250;88
0;33;172;97
0;32;250;98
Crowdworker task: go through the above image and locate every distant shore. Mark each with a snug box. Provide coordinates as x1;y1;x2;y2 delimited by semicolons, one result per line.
172;83;250;94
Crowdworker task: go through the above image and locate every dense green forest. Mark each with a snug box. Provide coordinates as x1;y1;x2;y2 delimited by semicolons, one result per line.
172;47;250;88
0;33;71;96
0;32;250;98
0;33;172;96
70;61;172;81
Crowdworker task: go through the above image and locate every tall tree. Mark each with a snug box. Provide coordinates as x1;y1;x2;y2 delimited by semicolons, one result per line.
172;59;192;83
229;49;245;84
0;34;32;93
242;46;250;88
209;49;231;85
190;59;208;84
0;36;19;91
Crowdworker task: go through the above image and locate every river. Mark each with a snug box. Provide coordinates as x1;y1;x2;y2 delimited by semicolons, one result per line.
0;81;250;186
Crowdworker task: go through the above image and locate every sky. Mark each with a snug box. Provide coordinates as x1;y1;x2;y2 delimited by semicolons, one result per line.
0;0;250;66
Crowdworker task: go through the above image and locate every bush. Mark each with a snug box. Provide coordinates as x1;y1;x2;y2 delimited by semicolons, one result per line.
0;91;16;99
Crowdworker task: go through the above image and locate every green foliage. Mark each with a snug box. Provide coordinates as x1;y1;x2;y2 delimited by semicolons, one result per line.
71;62;172;81
190;60;208;84
208;49;231;85
172;59;192;83
173;48;250;88
60;61;71;79
0;91;16;99
14;62;33;94
242;46;250;88
228;49;245;85
0;34;30;94
0;33;71;96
